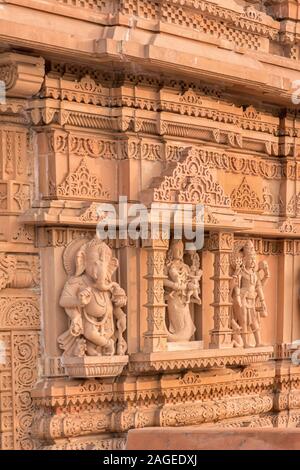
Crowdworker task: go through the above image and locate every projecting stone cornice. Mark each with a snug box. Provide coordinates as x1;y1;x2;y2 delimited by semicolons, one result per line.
0;53;44;98
128;347;274;374
0;1;298;105
96;40;292;106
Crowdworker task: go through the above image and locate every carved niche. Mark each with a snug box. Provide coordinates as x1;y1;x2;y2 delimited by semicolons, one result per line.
164;240;202;344
58;237;128;378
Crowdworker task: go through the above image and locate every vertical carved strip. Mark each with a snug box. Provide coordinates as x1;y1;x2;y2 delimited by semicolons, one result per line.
5;130;14;176
143;238;168;353
12;332;39;449
209;232;234;349
0;332;13;449
0;254;40;450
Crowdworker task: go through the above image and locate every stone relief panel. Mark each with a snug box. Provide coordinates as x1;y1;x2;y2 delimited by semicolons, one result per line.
230;241;270;349
0;253;40;450
58;237;128;378
164;240;202;343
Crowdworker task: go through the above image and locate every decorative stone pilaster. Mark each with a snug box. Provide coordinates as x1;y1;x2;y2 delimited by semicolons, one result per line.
209;232;234;349
143;238;168;353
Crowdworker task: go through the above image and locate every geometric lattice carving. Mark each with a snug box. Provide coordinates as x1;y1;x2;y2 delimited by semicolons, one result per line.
142;147;231;207
55;159;109;200
231;177;262;213
57;0;107;12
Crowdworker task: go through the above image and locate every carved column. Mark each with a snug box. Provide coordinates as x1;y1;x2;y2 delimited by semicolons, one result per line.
209;232;234;349
143;238;168;353
118;238;139;354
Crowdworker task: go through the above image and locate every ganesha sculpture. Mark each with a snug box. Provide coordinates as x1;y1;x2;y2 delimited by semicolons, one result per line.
58;237;127;361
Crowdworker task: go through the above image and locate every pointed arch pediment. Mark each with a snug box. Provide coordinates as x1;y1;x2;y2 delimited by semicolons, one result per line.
141;147;231;209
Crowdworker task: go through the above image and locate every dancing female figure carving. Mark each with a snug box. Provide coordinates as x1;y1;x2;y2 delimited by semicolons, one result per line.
58;237;127;357
164;240;202;342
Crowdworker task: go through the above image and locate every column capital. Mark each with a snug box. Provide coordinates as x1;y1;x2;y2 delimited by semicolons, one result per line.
0;52;44;99
142;237;170;250
209;232;234;252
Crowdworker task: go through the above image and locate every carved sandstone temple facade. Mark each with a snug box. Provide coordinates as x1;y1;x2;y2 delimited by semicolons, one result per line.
1;0;300;450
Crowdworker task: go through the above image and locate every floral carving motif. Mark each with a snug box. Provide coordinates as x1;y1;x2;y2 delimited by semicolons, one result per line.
12;334;40;449
231;178;262;213
13;184;31;211
279;219;297;234
141;143;162;161
54;159;109;200
146;147;231;207
243;105;261;121
69;136;117;159
0;298;40;329
0;255;17;289
179;88;202;105
160;395;273;427
12;225;34;244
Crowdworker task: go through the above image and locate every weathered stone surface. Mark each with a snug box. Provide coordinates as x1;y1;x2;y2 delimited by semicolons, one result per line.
127;428;300;450
1;0;300;450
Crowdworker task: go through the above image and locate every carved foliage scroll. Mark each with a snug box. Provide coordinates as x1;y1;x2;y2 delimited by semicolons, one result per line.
0;254;40;450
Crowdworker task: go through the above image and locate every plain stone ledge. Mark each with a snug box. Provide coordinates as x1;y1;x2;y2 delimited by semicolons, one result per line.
127;427;300;450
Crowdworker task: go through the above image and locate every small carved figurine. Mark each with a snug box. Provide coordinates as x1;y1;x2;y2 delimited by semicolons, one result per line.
186;252;203;305
164;240;201;342
231;240;270;348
